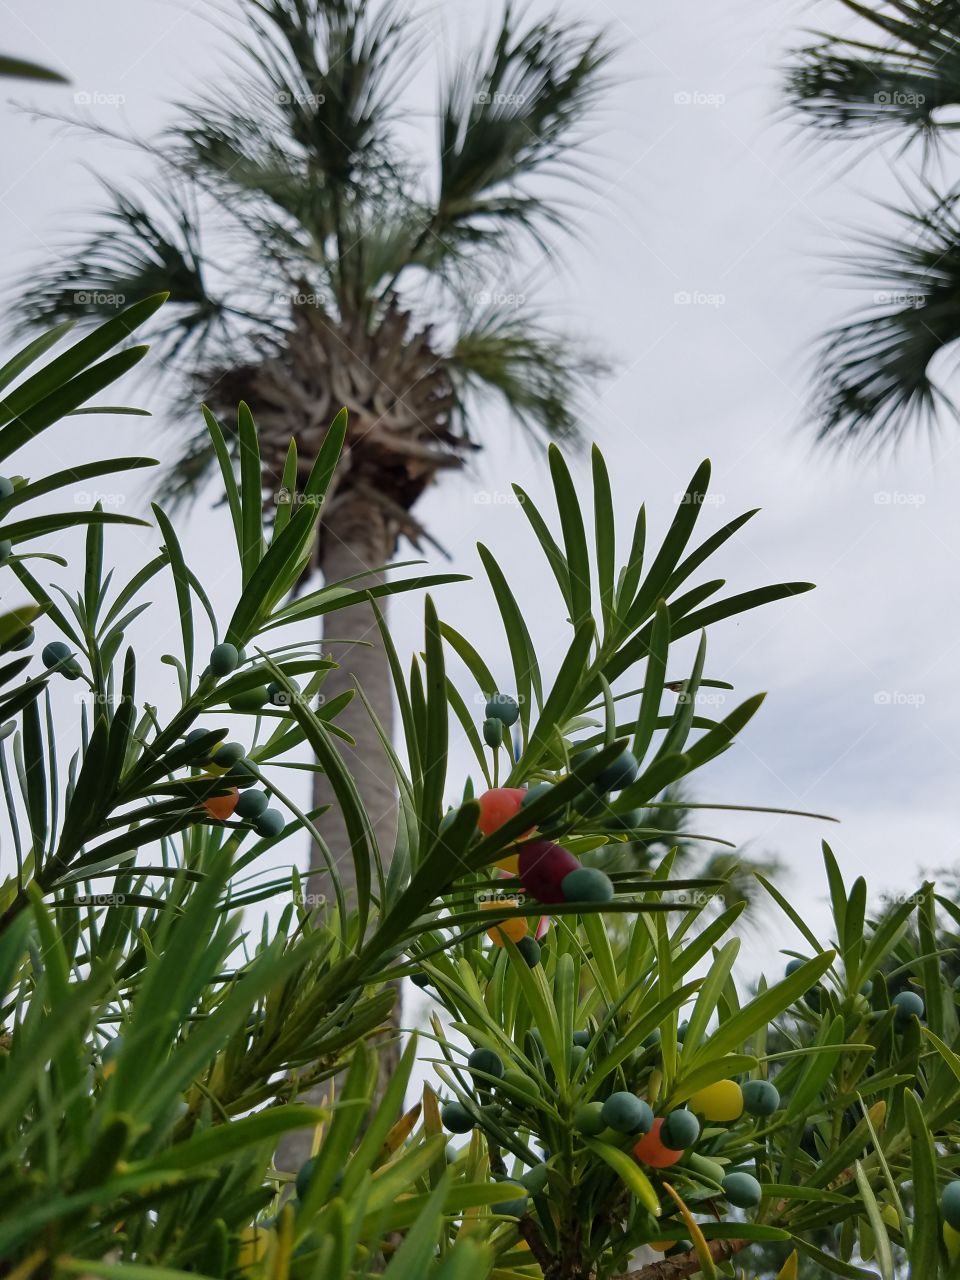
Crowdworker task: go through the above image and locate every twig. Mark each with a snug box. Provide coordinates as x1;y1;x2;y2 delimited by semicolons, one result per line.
617;1237;748;1280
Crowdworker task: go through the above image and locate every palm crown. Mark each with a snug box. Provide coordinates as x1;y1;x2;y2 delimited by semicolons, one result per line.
785;0;960;448
15;0;612;546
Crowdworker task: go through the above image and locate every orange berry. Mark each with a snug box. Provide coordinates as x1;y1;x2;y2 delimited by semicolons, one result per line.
477;787;527;836
632;1117;683;1169
481;898;528;947
202;788;240;821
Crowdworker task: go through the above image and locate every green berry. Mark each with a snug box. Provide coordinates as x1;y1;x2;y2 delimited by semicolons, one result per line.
642;1028;662;1049
573;1101;606;1136
485;693;519;726
576;784;609;817
661;1108;700;1150
494;1193;528;1218
209;642;240;676
235;789;269;820
676;1019;689;1042
295;1156;316;1200
441;1101;475;1133
742;1080;780;1117
785;958;805;976
860;979;874;998
595;748;639;791
943;1180;960;1230
41;641;73;668
499;1068;535;1101
183;728;224;762
521;1163;549;1195
722;1171;762;1208
561;867;614;904
411;971;431;989
483;717;504;748
268;679;298;707
516;936;541;967
569;747;596;778
570;1044;587;1071
0;541;12;563
601;1092;653;1135
254;808;285;838
228;685;269;711
223;759;258;788
0;477;14;500
468;1047;504;1081
211;741;245;768
41;640;80;679
521;781;558;812
605;808;641;831
893;990;924;1024
572;1030;591;1048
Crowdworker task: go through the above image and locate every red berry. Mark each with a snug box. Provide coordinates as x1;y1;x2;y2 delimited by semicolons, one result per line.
518;841;580;904
632;1117;683;1169
201;788;239;821
477;787;526;836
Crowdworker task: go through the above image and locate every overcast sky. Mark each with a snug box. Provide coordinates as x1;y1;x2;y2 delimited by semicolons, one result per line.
2;0;957;968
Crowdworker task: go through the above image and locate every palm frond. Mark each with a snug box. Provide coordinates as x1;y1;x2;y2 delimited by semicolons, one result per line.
448;302;608;447
178;0;417;209
810;188;960;447
435;5;614;252
12;180;235;370
0;54;68;83
786;0;960;143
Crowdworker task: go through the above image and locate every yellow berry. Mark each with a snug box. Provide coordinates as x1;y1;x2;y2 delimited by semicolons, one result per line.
237;1226;269;1270
687;1079;744;1122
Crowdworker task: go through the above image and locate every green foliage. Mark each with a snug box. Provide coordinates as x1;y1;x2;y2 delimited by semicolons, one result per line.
785;1;960;448
11;0;617;474
3;304;960;1278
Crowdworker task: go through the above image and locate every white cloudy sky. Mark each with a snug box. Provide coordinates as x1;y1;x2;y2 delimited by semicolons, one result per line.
2;0;958;968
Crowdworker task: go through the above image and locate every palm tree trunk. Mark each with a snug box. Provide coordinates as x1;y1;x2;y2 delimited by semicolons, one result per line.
276;495;401;1173
310;498;399;897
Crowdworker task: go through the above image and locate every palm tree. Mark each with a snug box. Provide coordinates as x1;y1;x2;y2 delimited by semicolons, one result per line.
785;0;960;448
13;0;612;888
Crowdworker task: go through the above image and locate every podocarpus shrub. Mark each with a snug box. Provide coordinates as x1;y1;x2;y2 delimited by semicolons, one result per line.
1;303;958;1280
